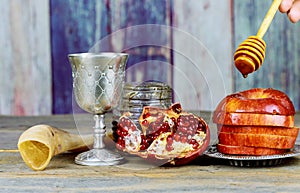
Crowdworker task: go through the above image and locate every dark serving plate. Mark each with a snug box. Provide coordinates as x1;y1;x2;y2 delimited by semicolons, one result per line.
204;144;300;167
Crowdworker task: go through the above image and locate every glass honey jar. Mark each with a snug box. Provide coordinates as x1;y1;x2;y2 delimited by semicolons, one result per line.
113;81;173;125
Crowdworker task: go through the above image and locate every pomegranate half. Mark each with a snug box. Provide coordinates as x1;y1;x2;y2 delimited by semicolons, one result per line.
113;103;210;166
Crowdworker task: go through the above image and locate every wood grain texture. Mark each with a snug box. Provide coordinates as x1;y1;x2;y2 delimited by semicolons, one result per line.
1;114;300;192
0;0;51;115
233;0;300;110
51;0;172;114
50;0;109;114
1;151;300;192
108;0;172;84
172;0;233;111
2;0;300;115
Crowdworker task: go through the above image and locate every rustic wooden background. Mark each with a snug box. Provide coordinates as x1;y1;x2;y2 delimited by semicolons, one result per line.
1;0;299;115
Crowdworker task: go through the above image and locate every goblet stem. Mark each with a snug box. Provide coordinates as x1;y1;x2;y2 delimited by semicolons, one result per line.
93;114;106;149
74;113;125;166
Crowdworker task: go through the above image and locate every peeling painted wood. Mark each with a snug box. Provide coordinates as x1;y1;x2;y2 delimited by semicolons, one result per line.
51;0;172;114
2;0;300;116
172;0;233;110
50;0;109;114
108;0;173;85
0;0;51;115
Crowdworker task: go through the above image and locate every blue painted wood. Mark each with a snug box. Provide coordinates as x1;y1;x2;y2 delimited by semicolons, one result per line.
50;0;172;114
113;0;172;83
50;0;109;114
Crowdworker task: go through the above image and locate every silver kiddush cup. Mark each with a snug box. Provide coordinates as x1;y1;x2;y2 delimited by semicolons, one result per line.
69;52;128;166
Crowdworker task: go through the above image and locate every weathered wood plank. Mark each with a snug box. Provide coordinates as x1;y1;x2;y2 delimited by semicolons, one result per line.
109;0;172;84
172;0;233;111
0;0;51;115
1;114;300;192
233;0;300;110
51;0;172;114
0;153;299;193
3;0;299;116
50;0;109;114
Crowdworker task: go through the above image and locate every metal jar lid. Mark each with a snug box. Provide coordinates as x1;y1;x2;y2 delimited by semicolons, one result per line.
122;81;172;100
115;81;173;119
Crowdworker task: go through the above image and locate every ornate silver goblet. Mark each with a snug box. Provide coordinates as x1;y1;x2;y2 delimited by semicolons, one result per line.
68;52;128;166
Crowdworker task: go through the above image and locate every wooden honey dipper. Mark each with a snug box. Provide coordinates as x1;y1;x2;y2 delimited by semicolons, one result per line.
234;0;282;78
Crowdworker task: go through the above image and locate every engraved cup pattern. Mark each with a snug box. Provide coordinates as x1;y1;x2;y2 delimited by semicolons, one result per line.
69;53;128;114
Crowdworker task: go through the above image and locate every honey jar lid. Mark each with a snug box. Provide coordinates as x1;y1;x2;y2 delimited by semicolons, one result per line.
122;81;172;100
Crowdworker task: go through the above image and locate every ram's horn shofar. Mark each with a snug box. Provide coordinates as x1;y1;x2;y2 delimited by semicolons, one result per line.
18;124;93;171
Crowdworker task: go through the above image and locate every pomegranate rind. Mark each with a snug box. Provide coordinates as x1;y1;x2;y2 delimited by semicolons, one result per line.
115;116;141;152
115;103;210;166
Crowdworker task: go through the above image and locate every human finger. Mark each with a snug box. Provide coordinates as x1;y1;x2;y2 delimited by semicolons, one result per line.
288;0;300;22
279;0;294;12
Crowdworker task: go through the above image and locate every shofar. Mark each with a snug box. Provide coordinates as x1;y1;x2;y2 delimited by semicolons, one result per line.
18;124;93;171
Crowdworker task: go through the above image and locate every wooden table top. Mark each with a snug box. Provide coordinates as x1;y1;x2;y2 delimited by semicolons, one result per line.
1;113;300;192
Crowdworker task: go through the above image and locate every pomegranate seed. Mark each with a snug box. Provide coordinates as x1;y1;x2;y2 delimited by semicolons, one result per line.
129;124;136;131
146;137;152;143
189;117;195;123
189;139;197;145
181;136;187;143
116;143;124;150
160;122;169;132
180;115;187;122
119;122;125;128
166;144;173;151
116;129;123;136
140;144;146;150
171;117;176;123
143;112;151;119
187;129;193;136
198;122;203;128
142;119;149;127
122;130;128;136
174;133;180;142
171;103;182;114
154;132;160;138
124;119;130;125
197;124;206;133
147;134;155;141
179;126;188;133
177;116;183;122
167;135;173;144
178;121;183;127
192;141;199;149
141;137;147;144
117;136;123;142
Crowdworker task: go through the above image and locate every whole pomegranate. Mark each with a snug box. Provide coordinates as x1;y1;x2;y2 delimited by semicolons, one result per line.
113;103;210;166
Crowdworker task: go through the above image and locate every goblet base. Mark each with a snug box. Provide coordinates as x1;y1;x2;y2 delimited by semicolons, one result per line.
75;148;125;166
